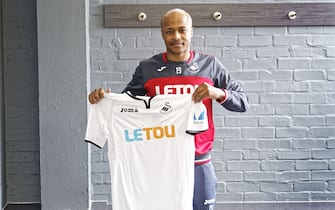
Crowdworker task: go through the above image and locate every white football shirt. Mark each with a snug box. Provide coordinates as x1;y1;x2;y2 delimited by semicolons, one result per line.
85;93;208;210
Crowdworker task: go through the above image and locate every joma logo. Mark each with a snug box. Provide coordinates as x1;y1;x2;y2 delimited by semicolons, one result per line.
120;107;138;112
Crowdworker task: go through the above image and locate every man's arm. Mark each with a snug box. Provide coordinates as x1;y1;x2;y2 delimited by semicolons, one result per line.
192;57;249;112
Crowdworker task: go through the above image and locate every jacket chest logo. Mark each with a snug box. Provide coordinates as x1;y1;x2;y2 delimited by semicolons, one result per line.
188;62;200;73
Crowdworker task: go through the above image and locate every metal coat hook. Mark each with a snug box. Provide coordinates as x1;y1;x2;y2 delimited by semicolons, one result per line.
212;11;222;20
138;12;147;21
287;11;297;20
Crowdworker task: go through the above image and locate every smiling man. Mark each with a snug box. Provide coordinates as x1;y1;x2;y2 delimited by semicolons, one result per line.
89;8;249;210
160;9;193;62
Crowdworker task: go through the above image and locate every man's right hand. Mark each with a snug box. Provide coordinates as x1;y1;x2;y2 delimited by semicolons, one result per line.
88;88;111;104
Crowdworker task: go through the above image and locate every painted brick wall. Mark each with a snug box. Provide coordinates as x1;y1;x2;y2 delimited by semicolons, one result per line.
89;0;335;203
3;0;40;203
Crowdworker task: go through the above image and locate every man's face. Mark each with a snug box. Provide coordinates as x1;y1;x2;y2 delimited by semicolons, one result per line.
161;12;193;61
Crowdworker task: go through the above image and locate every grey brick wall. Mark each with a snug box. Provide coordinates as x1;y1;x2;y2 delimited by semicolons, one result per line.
89;0;335;204
3;0;40;203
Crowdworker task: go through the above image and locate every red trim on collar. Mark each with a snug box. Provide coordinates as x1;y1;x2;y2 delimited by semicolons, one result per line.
162;52;168;63
162;51;194;64
187;51;194;63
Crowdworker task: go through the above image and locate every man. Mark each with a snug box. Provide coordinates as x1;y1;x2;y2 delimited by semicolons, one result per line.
89;8;249;210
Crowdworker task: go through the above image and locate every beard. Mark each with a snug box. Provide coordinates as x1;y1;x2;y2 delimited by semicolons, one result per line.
167;43;189;56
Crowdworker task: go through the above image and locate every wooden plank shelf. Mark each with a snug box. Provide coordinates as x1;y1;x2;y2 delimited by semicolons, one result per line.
104;3;335;27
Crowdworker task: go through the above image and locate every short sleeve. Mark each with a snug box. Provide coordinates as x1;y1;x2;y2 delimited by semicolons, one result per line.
85;100;109;148
186;101;208;134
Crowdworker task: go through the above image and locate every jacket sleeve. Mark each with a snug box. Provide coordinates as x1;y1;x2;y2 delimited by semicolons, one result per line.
122;62;146;96
213;57;250;112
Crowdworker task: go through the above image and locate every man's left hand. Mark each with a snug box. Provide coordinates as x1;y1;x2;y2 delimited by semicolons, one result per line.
192;82;225;103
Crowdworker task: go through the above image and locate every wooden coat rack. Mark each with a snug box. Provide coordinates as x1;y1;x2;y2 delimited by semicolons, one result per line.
104;3;335;27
